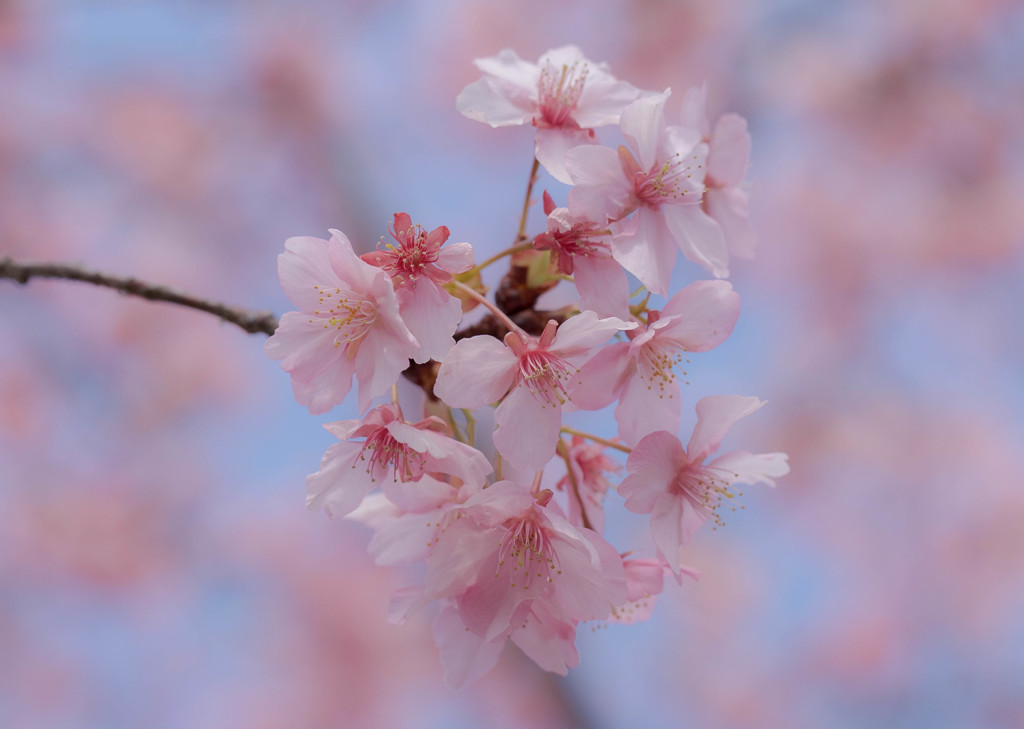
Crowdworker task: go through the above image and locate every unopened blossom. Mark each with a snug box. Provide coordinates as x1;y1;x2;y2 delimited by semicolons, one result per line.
457;46;643;184
264;230;418;414
306;403;492;519
566;91;728;294
618;396;789;574
434;311;633;471
423;481;627;644
533;191;629;318
362;213;475;363
555;434;621;533
574;280;740;444
679;84;756;259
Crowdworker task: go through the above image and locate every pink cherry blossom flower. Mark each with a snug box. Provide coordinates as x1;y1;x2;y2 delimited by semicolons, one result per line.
533;191;629;318
566;91;728;294
680;84;756;259
574;280;740;444
456;46;643;184
264;230;419;414
305;403;492;519
361;213;475;363
433;312;633;471
554;434;621;533
618;396;789;574
423;481;627;644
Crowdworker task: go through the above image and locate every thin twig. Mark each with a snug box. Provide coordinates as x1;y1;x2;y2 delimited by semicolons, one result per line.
0;257;279;336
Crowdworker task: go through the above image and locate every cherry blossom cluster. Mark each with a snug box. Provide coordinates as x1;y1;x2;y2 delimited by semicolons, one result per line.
265;46;788;687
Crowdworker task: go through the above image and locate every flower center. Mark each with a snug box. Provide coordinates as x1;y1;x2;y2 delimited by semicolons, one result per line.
536;61;587;128
635;338;686;397
367;220;442;289
517;349;577;408
355;427;426;482
672;465;743;529
310;284;378;353
495;515;561;590
634;152;705;209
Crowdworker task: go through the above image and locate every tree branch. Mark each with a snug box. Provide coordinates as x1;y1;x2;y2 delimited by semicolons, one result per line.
0;257;279;336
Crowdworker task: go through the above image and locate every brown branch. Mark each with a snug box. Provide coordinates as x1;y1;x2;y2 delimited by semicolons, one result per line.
0;257;279;336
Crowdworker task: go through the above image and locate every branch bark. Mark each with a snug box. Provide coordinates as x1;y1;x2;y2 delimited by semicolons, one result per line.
0;257;280;336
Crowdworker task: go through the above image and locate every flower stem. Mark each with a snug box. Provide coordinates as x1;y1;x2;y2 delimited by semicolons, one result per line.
451;280;527;338
557;439;594;531
460;408;476;447
468;241;534;275
517;157;541;241
559;426;632;454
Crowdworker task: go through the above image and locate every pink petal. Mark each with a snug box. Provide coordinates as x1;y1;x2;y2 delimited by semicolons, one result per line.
705;187;757;260
708;113;751;187
387;421;493;486
509;604;579;675
687;395;765;462
380;474;456;513
657;280;740;352
352;332;416;413
620;430;687;513
611;207;678;295
493;385;562;471
424;519;502;599
573;254;630;319
549;529;627;620
434;335;517;408
536;127;596;185
574;72;644;129
708;450;790;487
620;91;670;170
456;77;534;126
398;280;461;364
551;309;632;362
264;312;356;415
474;49;540;97
649;493;687;574
678;83;710;139
572;341;630;410
435;241;476;274
662;202;730;279
435;605;506;689
614;367;682;446
566;144;634;223
277;236;337;310
305;441;374;517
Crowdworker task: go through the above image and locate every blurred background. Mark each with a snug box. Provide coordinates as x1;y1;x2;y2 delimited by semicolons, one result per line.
2;1;1023;727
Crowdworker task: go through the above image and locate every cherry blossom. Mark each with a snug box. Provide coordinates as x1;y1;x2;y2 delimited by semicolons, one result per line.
619;396;789;574
264;230;419;414
679;84;756;259
423;481;627;644
306;403;492;519
433;312;633;471
574;280;740;444
566;91;728;294
362;212;475;363
533;191;629;318
456;46;643;184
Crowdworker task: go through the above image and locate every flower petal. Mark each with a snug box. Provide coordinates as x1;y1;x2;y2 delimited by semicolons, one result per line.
434;335;517;408
687;395;766;462
657;280;740;352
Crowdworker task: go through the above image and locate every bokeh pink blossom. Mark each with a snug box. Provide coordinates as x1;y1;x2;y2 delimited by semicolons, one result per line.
2;1;1022;727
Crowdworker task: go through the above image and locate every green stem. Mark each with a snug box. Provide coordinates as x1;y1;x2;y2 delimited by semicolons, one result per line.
517;157;541;241
559;426;632;454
